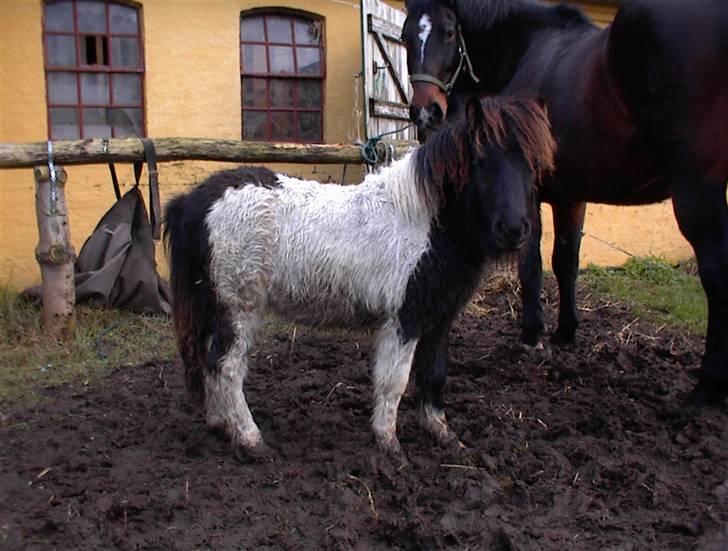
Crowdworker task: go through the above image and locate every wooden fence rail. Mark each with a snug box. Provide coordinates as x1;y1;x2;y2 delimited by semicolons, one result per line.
0;137;413;169
0;137;414;337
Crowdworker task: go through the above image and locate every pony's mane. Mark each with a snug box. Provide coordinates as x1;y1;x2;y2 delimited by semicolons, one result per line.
414;96;556;207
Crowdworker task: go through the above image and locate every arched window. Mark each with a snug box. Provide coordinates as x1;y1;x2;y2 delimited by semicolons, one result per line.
240;10;324;143
43;0;145;139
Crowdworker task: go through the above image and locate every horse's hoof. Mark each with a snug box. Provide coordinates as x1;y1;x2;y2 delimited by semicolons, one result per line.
520;330;542;348
687;381;728;408
550;330;576;347
232;441;276;464
519;340;544;351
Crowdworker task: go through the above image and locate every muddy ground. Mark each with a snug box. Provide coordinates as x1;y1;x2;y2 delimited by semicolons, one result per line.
1;277;727;550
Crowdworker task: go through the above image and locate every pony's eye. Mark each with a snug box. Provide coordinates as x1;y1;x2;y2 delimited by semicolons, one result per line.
445;28;456;40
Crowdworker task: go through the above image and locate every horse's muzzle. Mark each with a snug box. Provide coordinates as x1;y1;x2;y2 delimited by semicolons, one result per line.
410;103;445;143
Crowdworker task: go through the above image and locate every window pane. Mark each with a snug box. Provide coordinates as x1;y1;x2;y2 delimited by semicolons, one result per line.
82;107;112;138
241;44;267;73
294;20;321;45
242;78;267;108
267;16;292;43
110;107;142;137
241;16;265;42
47;72;78;104
44;1;74;32
81;73;109;105
270;79;293;108
77;0;106;33
270;111;294;140
297;47;321;75
112;74;142;104
111;37;140;68
109;4;138;34
50;107;80;139
46;35;77;67
270;46;294;74
298;80;321;108
299;112;322;141
243;111;267;140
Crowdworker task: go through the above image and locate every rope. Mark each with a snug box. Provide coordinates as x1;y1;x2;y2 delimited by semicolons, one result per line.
47;140;58;214
582;231;637;259
358;122;415;168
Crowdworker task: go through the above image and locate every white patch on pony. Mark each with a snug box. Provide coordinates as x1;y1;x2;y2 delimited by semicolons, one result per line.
202;151;436;452
418;14;432;64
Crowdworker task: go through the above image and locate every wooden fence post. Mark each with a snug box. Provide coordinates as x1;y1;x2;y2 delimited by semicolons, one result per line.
33;166;75;339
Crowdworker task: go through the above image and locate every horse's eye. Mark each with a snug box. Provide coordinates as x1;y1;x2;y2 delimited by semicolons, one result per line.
445;28;456;40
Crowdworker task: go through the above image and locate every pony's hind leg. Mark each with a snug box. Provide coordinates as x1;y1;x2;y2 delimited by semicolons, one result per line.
203;306;272;462
371;320;418;455
414;328;465;449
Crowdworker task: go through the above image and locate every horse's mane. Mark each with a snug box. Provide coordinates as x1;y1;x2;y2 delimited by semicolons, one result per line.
414;96;556;208
451;0;591;33
454;0;523;30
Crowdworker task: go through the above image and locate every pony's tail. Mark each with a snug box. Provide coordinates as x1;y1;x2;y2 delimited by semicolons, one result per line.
164;194;216;404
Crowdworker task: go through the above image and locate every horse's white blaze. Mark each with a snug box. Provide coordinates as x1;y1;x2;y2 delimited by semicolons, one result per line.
418;14;432;64
202;151;435;450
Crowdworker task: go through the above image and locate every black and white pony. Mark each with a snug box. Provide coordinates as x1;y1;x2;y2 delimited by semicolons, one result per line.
164;96;555;462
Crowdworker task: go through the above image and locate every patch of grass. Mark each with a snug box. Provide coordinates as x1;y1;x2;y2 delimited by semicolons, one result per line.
581;256;706;334
0;288;176;408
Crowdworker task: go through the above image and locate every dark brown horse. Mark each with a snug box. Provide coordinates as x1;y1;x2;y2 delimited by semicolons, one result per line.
400;0;728;404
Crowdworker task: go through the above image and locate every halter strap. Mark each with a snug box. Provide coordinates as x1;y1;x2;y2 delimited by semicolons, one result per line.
409;25;480;95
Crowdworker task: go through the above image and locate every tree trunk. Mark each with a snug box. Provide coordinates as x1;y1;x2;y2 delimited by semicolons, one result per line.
34;166;75;339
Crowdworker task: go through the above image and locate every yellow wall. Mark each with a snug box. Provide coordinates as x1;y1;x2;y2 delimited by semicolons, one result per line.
0;0;692;290
1;0;365;288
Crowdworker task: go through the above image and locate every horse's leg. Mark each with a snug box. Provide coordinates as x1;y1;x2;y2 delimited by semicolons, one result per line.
371;320;418;455
519;201;545;346
670;175;728;405
413;327;464;448
550;202;587;345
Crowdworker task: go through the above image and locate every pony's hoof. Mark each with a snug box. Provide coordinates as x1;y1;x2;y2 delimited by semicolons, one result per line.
376;438;410;467
687;381;728;408
232;442;276;464
439;433;467;451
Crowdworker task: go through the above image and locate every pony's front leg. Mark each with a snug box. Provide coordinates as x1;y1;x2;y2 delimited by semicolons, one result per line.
550;201;586;345
414;328;464;449
371;320;418;455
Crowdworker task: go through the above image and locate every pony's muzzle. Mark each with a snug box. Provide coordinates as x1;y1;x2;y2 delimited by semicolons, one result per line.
493;216;532;251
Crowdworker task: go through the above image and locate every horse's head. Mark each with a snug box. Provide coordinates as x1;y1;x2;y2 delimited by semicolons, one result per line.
416;95;555;254
402;0;480;142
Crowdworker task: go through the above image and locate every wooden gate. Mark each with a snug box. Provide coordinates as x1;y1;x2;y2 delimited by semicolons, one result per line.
361;0;417;142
